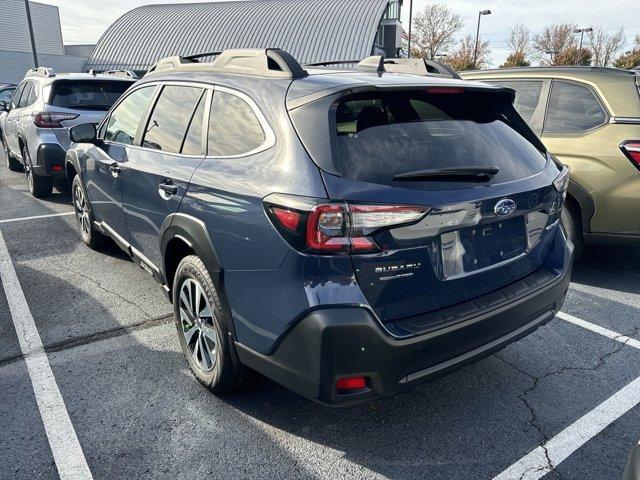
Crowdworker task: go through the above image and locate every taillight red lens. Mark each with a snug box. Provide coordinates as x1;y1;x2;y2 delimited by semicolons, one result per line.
621;141;640;170
306;204;350;252
336;376;367;391
33;112;79;128
271;207;301;231
266;196;429;255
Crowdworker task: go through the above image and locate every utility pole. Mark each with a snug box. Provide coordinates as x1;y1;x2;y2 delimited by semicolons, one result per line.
573;27;593;66
407;0;413;58
24;0;39;68
473;9;491;69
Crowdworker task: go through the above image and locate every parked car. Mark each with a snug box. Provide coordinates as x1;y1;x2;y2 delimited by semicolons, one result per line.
462;67;640;255
0;83;16;104
0;68;136;197
65;49;573;405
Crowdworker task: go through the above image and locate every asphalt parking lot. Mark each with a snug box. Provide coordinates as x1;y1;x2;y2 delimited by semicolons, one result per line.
1;160;639;480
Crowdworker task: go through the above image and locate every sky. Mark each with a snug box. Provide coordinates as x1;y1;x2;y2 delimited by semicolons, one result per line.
43;0;640;67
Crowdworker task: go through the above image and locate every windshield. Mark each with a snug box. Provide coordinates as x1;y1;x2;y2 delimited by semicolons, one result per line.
333;90;547;187
49;80;133;111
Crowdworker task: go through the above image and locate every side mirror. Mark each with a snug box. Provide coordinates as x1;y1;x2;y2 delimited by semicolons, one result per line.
69;123;97;144
0;101;8;112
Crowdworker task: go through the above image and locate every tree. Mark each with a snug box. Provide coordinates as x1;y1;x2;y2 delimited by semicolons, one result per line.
501;23;531;67
614;35;640;70
554;46;592;66
533;23;577;65
409;4;464;59
589;27;625;66
446;35;491;71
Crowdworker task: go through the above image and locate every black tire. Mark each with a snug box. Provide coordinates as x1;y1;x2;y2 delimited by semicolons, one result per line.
72;174;106;249
23;144;52;198
2;135;22;172
561;200;585;262
173;255;247;393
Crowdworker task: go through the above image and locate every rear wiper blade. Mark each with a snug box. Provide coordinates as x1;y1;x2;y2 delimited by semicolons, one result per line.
393;166;500;182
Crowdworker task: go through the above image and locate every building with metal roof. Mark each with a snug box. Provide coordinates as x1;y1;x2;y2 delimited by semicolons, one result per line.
86;0;404;73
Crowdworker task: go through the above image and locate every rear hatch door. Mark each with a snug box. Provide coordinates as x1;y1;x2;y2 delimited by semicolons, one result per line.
294;86;566;328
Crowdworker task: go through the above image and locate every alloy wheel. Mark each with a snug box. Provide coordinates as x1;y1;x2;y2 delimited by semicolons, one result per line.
73;184;91;237
179;278;219;372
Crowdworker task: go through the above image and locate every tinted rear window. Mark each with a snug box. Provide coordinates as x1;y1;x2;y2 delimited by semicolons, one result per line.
333;90;547;187
50;80;132;111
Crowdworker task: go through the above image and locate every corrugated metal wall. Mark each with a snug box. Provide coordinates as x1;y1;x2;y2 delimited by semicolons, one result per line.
86;0;391;71
0;0;64;55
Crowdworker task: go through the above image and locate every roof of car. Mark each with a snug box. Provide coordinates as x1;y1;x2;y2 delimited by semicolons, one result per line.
461;66;638;83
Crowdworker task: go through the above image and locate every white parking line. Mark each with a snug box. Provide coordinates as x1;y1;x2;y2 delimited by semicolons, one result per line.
494;312;640;480
558;311;640;351
0;230;93;480
0;211;74;224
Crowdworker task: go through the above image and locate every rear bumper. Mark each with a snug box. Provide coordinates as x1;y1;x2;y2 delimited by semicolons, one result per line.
236;239;573;406
32;143;67;178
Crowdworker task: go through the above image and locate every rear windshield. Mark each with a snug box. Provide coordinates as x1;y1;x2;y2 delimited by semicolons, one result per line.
332;90;547;186
49;80;132;111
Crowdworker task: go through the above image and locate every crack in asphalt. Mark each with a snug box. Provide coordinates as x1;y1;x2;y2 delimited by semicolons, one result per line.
496;322;640;479
49;259;160;318
0;314;173;368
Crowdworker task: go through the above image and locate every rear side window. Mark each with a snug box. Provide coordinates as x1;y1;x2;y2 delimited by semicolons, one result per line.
18;83;33;108
104;86;155;145
333;90;547;187
142;85;204;153
208;90;266;156
545;81;607;133
494;81;543;123
10;83;25;109
50;80;132;111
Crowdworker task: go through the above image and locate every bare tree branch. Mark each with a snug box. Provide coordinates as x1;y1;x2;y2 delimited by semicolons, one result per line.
409;3;464;59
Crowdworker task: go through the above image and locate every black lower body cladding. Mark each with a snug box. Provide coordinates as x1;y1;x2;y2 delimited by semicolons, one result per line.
34;143;67;178
236;241;573;406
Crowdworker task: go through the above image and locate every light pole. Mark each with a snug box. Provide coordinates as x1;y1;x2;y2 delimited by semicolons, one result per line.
407;0;413;58
473;9;491;69
546;50;558;65
24;0;38;68
573;27;593;66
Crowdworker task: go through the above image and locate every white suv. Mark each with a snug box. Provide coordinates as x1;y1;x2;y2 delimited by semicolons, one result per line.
0;68;135;197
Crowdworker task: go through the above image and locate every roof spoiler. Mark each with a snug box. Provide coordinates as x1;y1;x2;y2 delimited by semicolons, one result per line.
87;69;139;79
26;67;55;78
147;48;308;79
356;56;462;80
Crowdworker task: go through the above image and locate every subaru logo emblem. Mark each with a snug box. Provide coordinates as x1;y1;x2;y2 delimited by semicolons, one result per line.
494;198;517;216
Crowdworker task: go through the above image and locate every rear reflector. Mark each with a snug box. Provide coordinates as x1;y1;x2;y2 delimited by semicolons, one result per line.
620;141;640;170
51;165;63;172
336;376;367;391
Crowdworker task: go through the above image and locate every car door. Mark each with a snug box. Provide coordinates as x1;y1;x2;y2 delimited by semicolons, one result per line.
84;84;157;242
121;83;208;270
5;82;26;153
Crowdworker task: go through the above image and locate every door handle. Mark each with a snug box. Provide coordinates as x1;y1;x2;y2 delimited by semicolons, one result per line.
109;162;121;177
158;180;178;198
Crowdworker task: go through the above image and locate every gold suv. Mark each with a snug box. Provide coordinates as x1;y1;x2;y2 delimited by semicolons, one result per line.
462;67;640;255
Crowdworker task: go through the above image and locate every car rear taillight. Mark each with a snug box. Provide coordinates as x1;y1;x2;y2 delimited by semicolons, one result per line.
32;112;79;128
265;195;429;254
620;141;640;170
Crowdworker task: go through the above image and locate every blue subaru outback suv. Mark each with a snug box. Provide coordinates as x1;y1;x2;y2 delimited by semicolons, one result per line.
65;49;573;405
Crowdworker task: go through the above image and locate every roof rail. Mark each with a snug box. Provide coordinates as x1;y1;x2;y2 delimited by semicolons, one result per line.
26;67;55;78
146;48;308;79
355;56;462;79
